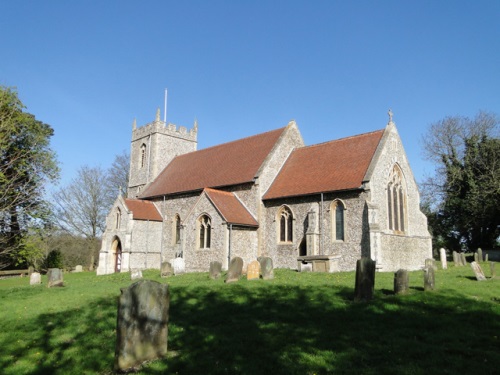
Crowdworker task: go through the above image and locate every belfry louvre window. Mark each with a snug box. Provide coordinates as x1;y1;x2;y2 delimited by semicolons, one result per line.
279;206;293;243
140;144;147;168
199;215;211;249
387;165;406;232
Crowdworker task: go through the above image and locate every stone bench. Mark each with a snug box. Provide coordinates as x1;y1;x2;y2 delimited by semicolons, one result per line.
297;255;341;273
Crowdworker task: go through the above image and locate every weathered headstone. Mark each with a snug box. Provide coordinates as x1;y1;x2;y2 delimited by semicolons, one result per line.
30;272;41;285
439;248;447;270
161;262;173;277
470;261;486;281
425;258;437;271
209;261;222;280
247;260;261;280
130;269;143;280
74;265;83;273
452;251;459;266
354;257;376;302
485;254;489;262
172;257;185;275
461;253;467;266
115;280;170;372
394;269;409;295
490;262;496;278
259;257;274;280
423;266;435;291
225;257;243;283
47;268;64;287
474;253;479;263
477;248;483;263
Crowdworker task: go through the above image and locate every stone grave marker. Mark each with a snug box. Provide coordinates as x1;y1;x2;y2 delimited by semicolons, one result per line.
172;257;185;275
30;272;41;285
209;261;222;280
477;248;483;262
490;262;496;278
130;269;143;280
461;253;467;266
259;257;274;280
247;260;261;280
485;254;489;262
74;265;83;273
394;269;409;295
470;261;486;281
423;266;435;291
474;253;479;263
439;248;447;270
225;257;243;283
452;251;459;266
425;258;437;271
161;262;173;278
115;280;170;372
47;268;64;287
354;257;376;302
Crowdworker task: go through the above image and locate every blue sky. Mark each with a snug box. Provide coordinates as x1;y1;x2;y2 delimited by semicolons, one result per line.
1;1;499;191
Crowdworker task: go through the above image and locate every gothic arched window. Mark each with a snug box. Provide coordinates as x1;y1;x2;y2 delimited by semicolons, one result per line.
331;200;345;241
387;165;406;233
115;208;121;230
278;206;293;243
173;214;181;245
199;215;211;249
140;143;147;168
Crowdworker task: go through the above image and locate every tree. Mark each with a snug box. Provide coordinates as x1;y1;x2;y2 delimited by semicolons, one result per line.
104;150;129;208
0;86;59;269
421;111;500;250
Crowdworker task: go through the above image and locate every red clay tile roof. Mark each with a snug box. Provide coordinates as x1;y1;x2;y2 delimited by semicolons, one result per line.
140;127;286;198
204;188;258;227
263;129;385;199
124;198;163;221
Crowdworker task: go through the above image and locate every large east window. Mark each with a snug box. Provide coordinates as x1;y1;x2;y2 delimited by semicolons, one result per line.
387;165;406;232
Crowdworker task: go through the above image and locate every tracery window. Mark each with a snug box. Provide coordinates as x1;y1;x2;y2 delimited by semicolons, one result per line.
140;143;147;168
199;215;211;249
331;200;345;241
278;206;293;243
387;165;406;232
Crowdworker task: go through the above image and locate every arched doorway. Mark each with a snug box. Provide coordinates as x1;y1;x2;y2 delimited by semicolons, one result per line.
111;238;122;273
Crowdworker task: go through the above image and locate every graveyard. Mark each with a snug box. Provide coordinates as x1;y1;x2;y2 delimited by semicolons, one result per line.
1;261;499;374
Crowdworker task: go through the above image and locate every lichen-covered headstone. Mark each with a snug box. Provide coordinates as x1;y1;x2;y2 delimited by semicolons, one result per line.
209;261;222;280
225;257;243;283
115;280;170;372
161;262;173;278
424;266;435;291
470;261;486;281
30;272;41;285
259;257;274;280
394;269;409;295
131;269;143;280
47;268;64;288
172;257;185;275
477;248;483;262
354;257;376;302
247;260;260;280
439;248;447;270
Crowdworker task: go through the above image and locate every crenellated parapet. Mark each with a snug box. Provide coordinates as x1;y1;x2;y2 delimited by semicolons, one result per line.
132;119;198;143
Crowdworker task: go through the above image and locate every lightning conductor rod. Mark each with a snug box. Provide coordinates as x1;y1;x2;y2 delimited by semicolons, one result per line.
164;88;168;123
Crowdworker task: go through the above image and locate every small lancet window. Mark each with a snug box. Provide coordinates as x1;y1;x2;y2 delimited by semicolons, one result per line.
174;215;181;244
278;206;293;243
387;165;406;232
332;200;345;241
199;215;211;249
115;208;121;230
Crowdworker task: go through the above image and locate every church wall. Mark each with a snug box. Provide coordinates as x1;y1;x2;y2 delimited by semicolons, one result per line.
127;219;162;270
229;226;258;272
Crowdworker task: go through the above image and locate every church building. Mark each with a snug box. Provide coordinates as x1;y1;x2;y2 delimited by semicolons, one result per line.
96;109;431;275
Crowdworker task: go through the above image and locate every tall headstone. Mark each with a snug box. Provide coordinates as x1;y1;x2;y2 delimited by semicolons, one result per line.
477;248;483;263
474;253;479;263
394;269;409;295
115;280;170;372
130;269;143;280
470;261;486;281
172;258;185;275
259;257;274;280
30;272;41;285
461;253;467;266
47;268;64;288
209;261;222;280
485;254;489;262
247;260;261;280
225;257;243;283
423;266;435;291
452;251;459;266
354;257;376;302
439;248;447;270
490;262;496;278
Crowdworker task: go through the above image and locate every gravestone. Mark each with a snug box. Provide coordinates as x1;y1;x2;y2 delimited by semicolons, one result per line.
259;257;274;280
474;253;479;263
172;258;185;275
115;280;170;372
47;268;64;287
470;261;486;281
490;262;496;278
485;254;489;262
394;269;409;295
225;257;243;283
477;248;483;262
247;260;260;280
74;265;83;273
439;248;447;270
209;261;222;280
30;272;41;285
425;258;437;271
130;269;143;280
461;253;467;266
452;251;459;266
354;257;376;302
423;266;435;291
161;262;173;278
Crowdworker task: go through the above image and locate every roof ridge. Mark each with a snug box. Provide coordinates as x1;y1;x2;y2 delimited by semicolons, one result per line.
299;128;384;150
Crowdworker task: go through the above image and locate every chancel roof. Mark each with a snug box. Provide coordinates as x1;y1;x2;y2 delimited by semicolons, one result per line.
140;127;286;198
204;188;258;227
263;129;385;200
124;198;163;221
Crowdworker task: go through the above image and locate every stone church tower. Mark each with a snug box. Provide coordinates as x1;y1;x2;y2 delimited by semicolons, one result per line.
128;108;198;197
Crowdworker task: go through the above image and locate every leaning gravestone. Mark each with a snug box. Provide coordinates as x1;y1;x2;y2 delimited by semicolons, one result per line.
30;272;41;285
161;262;173;278
247;260;260;280
477;248;483;263
354;257;376;302
394;269;409;295
439;248;447;270
209;261;222;280
172;257;185;275
423;266;435;291
259;257;274;280
130;269;143;280
225;257;243;283
47;268;64;288
115;280;170;372
470;261;486;281
452;251;459;267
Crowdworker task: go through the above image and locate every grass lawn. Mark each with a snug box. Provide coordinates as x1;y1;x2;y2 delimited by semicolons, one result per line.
0;263;499;375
